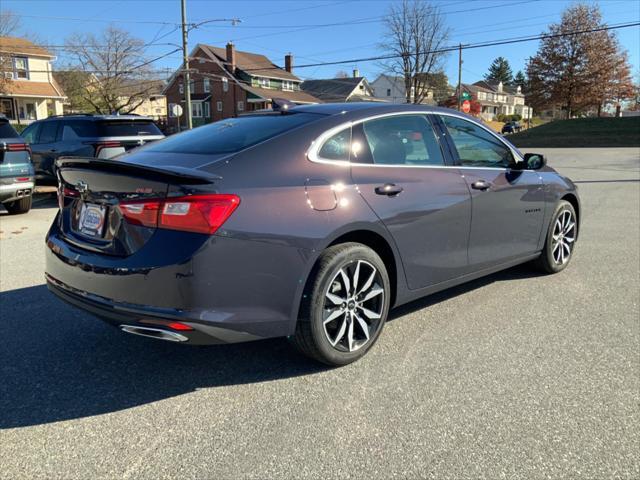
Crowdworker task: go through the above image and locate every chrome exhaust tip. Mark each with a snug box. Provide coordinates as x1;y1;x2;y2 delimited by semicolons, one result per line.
120;325;188;342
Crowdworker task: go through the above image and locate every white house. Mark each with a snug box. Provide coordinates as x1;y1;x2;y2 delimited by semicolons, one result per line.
0;37;66;124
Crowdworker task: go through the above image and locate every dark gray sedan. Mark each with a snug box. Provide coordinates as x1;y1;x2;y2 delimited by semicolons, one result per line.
46;103;580;366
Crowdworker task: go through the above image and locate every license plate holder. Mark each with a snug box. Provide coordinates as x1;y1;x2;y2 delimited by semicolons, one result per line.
78;202;107;238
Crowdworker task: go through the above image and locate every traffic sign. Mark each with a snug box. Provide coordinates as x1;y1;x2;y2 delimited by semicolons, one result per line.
461;92;472;100
171;104;184;117
461;100;471;113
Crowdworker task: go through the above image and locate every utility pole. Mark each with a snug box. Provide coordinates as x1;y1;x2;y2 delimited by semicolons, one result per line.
457;43;463;112
181;0;193;130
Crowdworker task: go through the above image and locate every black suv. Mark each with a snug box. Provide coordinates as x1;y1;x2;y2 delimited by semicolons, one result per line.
21;114;164;183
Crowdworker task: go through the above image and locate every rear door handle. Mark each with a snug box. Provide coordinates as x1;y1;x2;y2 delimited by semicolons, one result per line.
375;183;404;196
471;180;491;191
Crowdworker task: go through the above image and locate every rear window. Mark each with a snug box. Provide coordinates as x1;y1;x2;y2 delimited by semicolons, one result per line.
95;120;162;137
0;122;19;138
145;113;320;154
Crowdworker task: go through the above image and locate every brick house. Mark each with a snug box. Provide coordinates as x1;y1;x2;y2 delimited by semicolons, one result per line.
164;43;319;130
0;37;66;124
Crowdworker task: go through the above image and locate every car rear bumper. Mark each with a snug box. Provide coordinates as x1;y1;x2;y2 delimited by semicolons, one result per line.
0;179;34;203
45;221;311;345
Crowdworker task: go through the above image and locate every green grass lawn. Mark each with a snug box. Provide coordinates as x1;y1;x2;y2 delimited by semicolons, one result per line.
508;116;640;148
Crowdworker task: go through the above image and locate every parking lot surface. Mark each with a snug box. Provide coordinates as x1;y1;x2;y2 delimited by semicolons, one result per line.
1;148;638;479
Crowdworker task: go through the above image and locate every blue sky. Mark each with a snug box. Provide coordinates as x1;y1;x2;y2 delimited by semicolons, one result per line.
4;0;640;84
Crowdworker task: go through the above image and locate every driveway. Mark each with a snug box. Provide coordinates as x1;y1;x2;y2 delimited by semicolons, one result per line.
1;148;638;479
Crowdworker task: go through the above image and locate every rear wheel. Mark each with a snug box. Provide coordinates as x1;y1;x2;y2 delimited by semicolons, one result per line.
534;200;577;273
292;242;390;366
4;196;32;215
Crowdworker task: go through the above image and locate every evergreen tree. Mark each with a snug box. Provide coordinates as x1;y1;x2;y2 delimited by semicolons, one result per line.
514;71;527;89
484;57;513;85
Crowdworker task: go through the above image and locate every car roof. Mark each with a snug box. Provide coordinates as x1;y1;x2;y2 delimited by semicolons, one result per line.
39;114;154;122
290;102;459;116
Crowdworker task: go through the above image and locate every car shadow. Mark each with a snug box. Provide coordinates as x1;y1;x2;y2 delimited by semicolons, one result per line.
1;264;543;429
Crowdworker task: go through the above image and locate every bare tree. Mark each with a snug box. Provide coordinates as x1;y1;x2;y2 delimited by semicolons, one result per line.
380;0;450;104
0;10;22;94
334;70;350;79
64;26;158;114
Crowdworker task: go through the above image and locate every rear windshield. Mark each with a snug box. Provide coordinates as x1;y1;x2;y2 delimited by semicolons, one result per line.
95;120;162;137
0;122;19;138
145;113;321;154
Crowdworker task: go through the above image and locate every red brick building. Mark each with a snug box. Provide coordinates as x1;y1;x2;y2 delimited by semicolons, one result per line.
163;43;319;131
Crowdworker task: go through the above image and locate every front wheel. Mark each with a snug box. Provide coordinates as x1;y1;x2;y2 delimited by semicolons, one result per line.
292;243;390;366
534;200;577;273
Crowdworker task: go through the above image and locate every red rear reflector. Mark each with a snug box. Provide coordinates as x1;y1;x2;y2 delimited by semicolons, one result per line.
118;194;240;234
3;143;31;153
16;177;30;182
167;322;193;331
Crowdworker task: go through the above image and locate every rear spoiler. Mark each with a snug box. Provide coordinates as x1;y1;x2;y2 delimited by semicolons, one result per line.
56;157;221;185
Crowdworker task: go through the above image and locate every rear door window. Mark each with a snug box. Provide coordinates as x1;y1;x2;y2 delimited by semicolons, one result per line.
362;115;445;166
38;122;60;144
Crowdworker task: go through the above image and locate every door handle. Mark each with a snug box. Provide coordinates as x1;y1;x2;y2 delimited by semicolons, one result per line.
471;180;491;191
375;183;404;196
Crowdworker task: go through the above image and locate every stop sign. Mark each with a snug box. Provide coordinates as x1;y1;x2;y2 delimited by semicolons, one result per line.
461;100;471;113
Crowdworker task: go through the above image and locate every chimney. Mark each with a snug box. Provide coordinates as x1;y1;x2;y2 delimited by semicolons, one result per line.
285;53;293;73
353;68;360;78
497;81;503;92
226;42;236;73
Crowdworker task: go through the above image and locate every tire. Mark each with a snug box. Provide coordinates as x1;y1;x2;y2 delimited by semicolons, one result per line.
292;242;390;366
534;200;577;273
4;196;32;215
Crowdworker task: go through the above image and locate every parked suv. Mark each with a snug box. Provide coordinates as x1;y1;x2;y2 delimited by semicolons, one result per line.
21;114;165;183
0;115;34;215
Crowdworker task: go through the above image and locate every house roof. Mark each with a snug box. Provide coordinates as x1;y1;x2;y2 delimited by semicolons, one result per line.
243;85;319;104
473;80;523;96
300;77;369;102
3;81;65;98
0;36;54;57
199;44;300;82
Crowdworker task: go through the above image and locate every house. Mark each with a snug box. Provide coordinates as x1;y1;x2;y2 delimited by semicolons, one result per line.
301;70;378;102
119;79;167;122
0;37;66;124
465;81;532;121
163;43;319;129
370;73;452;105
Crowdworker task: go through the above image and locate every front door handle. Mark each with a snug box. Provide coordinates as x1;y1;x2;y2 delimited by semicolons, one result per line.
375;183;404;196
471;180;491;191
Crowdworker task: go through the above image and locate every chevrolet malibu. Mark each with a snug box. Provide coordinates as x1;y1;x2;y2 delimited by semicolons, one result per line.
46;103;580;366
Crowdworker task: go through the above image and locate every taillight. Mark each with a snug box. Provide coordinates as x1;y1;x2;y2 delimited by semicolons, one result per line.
58;186;79;210
119;194;240;234
1;142;31;154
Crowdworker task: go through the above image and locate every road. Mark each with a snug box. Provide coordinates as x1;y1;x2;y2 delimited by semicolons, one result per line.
1;148;638;479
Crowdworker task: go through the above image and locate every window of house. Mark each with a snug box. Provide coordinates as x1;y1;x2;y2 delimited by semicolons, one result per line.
179;83;184;94
222;77;229;92
439;115;513;168
203;102;210;118
237;101;244;112
25;103;36;120
216;101;223;112
13;57;28;79
204;78;210;93
478;92;486;100
192;101;203;118
386;88;391;97
258;77;269;88
282;80;294;91
190;79;195;93
0;98;15;120
361;115;444;166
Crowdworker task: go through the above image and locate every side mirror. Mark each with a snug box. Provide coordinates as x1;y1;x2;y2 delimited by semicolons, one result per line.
523;153;546;170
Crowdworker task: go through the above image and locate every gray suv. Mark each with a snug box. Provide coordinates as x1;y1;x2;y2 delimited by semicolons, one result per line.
0;115;34;214
21;114;164;183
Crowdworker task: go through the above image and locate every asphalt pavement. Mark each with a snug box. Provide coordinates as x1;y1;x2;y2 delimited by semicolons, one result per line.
1;148;638;479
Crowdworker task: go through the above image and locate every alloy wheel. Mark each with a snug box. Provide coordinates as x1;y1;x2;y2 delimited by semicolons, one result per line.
552;209;576;265
322;260;385;352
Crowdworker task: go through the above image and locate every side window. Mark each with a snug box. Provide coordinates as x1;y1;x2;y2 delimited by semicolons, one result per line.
21;123;40;144
440;115;513;168
361;115;444;166
38;122;60;144
318;128;351;161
